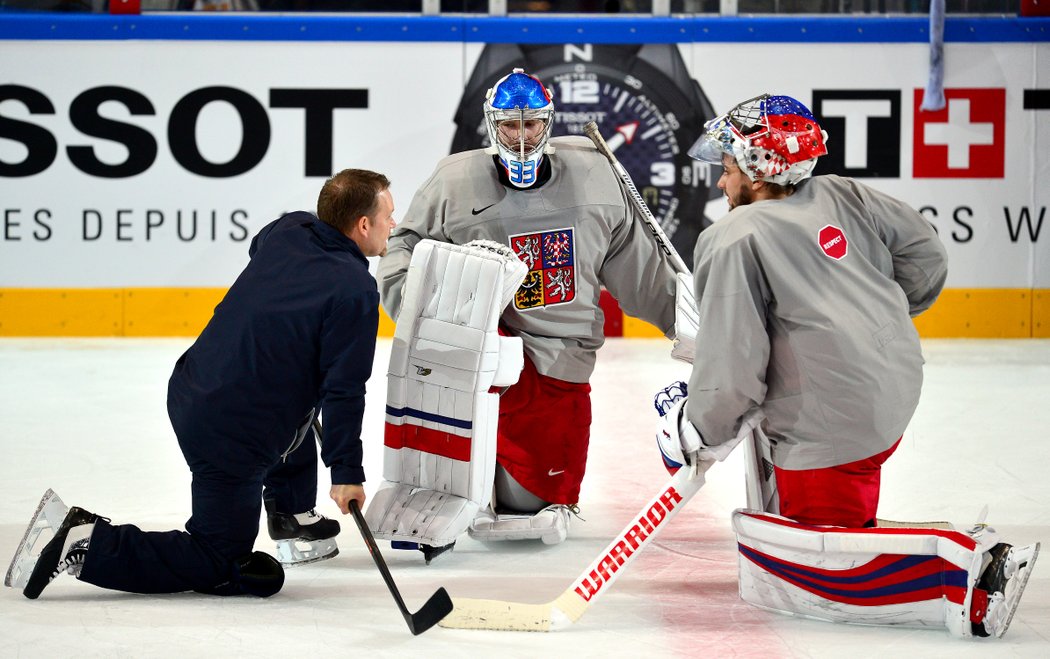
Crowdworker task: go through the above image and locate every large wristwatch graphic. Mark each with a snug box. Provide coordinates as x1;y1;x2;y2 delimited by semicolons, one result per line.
451;43;721;258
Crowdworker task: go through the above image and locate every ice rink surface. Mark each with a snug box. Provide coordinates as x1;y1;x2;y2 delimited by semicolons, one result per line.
1;338;1047;658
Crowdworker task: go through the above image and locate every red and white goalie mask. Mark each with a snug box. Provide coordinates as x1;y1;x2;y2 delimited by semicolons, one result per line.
689;94;829;185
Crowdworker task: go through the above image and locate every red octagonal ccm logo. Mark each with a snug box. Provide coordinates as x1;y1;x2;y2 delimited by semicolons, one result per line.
818;225;848;261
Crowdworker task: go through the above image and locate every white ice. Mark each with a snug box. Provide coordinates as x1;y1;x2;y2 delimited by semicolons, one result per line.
1;338;1047;657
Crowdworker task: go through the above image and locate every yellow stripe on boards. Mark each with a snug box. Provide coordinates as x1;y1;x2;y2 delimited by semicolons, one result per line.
123;288;227;337
1033;290;1049;338
622;313;666;339
0;288;1047;338
0;289;124;337
911;288;1037;338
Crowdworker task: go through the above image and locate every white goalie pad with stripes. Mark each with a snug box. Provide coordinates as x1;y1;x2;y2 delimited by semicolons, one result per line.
731;510;1002;638
364;239;528;547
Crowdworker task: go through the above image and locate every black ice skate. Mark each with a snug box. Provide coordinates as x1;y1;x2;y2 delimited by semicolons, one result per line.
5;489;69;589
266;501;340;567
22;504;103;599
972;541;1041;638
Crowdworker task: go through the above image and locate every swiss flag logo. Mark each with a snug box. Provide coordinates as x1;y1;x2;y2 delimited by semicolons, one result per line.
913;88;1005;178
818;225;848;260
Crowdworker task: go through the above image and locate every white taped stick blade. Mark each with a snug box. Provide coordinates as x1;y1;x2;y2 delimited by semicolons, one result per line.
438;597;555;631
443;470;705;633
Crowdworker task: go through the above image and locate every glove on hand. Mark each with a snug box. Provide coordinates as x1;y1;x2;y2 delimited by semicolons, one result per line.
654;381;745;477
654;381;704;476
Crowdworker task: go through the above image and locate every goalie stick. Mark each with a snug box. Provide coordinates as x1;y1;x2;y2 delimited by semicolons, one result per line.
349;500;454;635
583;121;691;276
437;466;706;631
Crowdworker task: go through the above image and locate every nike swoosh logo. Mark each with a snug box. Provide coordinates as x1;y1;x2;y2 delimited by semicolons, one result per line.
471;203;496;216
548;469;565;476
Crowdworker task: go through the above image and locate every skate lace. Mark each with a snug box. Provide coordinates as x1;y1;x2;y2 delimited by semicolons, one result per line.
295;509;324;525
51;539;90;581
548;504;585;522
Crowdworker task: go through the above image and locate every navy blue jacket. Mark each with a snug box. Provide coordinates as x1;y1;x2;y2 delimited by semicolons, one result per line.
167;212;379;484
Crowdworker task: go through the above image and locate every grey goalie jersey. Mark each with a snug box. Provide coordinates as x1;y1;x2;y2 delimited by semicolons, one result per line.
686;175;948;470
378;136;678;384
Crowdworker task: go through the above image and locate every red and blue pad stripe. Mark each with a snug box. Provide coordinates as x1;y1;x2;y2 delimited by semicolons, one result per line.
384;405;472;462
739;543;969;606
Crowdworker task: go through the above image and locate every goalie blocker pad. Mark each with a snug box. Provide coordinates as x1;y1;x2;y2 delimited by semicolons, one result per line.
731;510;1009;638
365;240;528;547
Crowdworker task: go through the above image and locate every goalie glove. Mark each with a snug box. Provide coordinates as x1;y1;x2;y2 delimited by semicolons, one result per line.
654;381;740;478
671;272;698;364
654;381;703;477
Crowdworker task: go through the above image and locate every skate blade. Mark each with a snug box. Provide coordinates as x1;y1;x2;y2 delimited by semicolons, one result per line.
995;542;1040;638
422;542;455;565
275;538;339;568
4;489;68;588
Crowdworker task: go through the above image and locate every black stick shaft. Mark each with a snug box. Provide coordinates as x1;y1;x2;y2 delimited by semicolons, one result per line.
349;500;413;621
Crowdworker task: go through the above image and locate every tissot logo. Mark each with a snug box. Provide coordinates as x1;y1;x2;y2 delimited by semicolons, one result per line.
812;90;901;178
0;84;369;179
912;88;1005;179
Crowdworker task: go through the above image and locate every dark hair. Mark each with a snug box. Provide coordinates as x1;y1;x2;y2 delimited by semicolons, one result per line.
316;169;390;234
764;180;794;195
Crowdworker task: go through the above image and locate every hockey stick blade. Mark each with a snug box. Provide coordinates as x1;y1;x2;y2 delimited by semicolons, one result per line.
439;468;707;631
583;121;690;275
349;500;453;635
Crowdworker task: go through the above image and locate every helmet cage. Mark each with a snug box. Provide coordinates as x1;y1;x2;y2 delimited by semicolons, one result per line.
483;69;555;188
688;93;828;186
487;107;553;160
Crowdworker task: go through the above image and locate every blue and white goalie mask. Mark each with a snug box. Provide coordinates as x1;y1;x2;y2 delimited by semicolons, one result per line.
484;69;555;188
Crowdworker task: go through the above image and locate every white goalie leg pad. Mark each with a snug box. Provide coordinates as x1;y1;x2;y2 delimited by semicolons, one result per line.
5;489;69;589
365;240;528;547
732;510;1009;638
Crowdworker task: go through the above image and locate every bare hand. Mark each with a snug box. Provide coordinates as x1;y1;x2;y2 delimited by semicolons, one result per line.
330;483;366;514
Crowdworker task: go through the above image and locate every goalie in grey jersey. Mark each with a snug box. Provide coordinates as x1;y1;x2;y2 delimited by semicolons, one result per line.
654;93;1038;639
371;69;690;553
